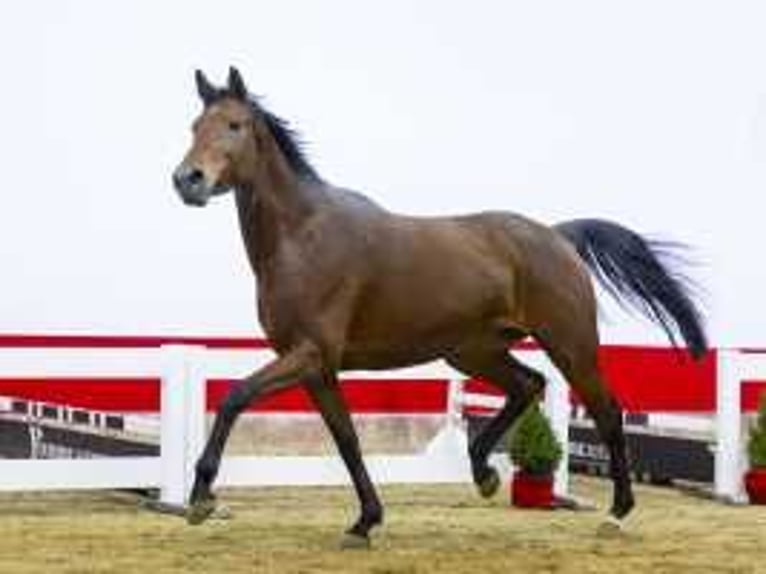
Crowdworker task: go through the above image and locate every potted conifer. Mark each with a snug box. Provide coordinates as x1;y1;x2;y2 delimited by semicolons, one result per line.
506;401;563;508
745;393;766;504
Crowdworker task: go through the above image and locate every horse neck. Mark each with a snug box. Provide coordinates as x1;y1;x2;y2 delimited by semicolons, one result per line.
234;145;325;275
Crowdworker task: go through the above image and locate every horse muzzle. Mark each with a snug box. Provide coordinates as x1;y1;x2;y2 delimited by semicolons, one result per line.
172;164;234;207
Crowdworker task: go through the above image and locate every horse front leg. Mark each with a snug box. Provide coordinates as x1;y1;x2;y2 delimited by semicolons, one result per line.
306;377;383;549
186;342;323;525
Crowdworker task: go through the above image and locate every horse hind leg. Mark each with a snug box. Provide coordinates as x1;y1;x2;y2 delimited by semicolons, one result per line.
446;346;546;499
584;378;634;523
539;334;634;522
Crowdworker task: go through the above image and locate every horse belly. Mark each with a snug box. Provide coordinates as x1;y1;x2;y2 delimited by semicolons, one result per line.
341;281;507;371
340;345;445;371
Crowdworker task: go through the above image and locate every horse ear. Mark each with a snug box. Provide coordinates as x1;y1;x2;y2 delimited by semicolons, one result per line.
195;69;217;106
227;66;248;100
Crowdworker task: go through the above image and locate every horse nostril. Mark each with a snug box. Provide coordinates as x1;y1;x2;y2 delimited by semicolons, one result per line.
188;169;204;185
173;166;205;191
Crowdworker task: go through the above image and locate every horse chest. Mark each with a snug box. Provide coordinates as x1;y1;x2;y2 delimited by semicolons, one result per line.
254;256;335;349
255;278;300;347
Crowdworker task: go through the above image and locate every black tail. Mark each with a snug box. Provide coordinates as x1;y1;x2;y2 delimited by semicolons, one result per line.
555;218;708;360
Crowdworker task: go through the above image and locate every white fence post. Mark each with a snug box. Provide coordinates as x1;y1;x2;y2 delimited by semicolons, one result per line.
715;348;745;503
160;345;207;507
423;378;469;461
543;369;570;498
446;378;464;430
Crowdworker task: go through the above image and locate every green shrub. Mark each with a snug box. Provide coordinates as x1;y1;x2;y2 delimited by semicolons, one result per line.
748;393;766;469
505;401;563;476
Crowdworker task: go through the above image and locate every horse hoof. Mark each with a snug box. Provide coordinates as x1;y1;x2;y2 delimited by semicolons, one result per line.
340;532;371;550
597;516;626;538
186;498;217;526
476;468;500;499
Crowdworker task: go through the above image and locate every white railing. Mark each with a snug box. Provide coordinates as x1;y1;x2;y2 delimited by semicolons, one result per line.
0;344;570;507
1;343;762;506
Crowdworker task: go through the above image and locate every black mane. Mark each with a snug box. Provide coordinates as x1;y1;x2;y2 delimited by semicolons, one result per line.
251;98;322;183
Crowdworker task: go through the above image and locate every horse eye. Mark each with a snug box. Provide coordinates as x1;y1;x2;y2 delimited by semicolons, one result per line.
228;121;242;132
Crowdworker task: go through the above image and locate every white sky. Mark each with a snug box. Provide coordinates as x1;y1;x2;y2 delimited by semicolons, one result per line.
1;1;765;346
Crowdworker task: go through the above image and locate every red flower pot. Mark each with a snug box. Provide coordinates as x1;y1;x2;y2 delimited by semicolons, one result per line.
744;468;766;504
511;471;554;508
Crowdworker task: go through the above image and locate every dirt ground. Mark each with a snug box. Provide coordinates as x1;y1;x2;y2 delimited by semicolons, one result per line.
0;476;764;574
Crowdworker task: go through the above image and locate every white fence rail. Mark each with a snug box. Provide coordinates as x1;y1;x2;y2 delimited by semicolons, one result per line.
1;344;761;505
0;344;569;507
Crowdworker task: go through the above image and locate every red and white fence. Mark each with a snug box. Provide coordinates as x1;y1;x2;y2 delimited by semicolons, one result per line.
0;338;568;507
0;335;764;506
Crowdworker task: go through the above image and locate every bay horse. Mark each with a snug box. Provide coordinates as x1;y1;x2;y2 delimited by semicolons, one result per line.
172;67;707;547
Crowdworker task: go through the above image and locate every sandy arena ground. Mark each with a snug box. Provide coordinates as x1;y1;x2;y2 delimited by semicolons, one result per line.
0;476;764;574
